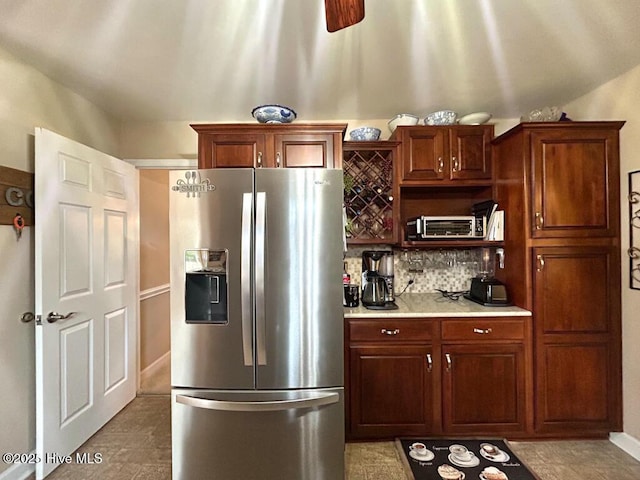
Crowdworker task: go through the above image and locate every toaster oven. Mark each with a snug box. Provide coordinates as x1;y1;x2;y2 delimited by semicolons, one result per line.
406;216;485;240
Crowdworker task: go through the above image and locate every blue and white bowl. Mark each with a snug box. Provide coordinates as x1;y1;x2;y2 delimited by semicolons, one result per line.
349;127;381;141
424;110;457;126
251;104;297;123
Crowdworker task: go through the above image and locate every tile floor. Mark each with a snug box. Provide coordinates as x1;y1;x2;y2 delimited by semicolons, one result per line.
31;394;640;480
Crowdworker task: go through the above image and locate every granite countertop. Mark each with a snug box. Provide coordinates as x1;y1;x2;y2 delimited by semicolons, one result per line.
344;293;531;318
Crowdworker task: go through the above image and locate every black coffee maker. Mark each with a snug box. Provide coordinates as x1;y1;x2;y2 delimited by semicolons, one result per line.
361;251;398;310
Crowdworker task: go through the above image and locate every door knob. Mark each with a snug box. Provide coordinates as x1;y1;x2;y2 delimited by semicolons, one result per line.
46;311;76;323
20;312;36;323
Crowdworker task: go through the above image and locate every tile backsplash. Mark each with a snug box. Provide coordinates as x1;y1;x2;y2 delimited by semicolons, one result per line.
344;246;484;294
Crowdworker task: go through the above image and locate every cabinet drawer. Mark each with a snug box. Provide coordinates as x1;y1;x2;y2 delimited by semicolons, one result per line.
349;319;435;342
441;318;525;341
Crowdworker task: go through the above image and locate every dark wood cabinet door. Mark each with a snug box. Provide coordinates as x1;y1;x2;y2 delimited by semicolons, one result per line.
197;133;265;168
533;246;617;334
274;133;336;168
349;345;434;438
535;342;619;434
449;126;493;180
530;127;620;238
400;128;447;182
441;344;526;434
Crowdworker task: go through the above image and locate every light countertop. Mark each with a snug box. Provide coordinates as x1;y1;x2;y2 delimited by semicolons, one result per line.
344;293;531;318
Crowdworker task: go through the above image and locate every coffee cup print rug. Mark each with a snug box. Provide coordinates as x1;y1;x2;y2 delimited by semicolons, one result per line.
396;439;540;480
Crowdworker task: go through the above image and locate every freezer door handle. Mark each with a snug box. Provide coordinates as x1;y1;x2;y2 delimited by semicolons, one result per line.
176;392;339;412
241;192;253;366
255;191;267;366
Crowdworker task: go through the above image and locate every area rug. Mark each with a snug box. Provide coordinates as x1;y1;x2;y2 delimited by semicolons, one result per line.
396;438;540;480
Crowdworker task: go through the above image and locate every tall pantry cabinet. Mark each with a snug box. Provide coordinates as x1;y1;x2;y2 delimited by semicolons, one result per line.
492;121;624;437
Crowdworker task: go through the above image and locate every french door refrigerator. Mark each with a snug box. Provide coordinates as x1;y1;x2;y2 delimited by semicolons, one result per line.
169;168;344;480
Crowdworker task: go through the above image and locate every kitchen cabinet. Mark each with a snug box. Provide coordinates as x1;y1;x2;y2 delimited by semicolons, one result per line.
191;123;347;169
492;121;623;437
390;125;493;184
345;316;531;440
346;318;436;439
342;141;400;244
532;245;620;434
440;318;530;435
387;125;498;247
529;127;620;238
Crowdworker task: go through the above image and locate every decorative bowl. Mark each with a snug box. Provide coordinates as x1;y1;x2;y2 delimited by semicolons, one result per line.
388;114;420;132
458;111;492;125
424;110;457;126
349;127;381;141
251;104;297;123
521;106;561;122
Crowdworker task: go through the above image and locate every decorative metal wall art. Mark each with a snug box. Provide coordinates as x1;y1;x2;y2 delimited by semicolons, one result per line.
629;170;640;289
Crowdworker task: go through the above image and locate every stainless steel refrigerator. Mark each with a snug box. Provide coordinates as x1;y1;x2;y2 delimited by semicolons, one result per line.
169;168;345;480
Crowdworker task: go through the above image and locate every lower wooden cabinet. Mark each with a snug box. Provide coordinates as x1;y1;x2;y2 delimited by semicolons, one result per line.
532;246;622;435
441;344;526;434
346;316;531;440
349;345;434;438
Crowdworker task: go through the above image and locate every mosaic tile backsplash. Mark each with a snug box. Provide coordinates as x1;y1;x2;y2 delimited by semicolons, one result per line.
345;246;486;294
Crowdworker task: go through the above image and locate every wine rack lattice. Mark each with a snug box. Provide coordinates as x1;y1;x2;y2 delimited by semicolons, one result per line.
343;146;394;243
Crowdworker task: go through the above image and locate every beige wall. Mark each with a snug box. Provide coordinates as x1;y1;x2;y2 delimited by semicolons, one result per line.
0;45;121;476
139;170;171;370
564;64;640;443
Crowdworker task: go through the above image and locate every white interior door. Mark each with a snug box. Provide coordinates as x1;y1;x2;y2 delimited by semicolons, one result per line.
34;128;139;479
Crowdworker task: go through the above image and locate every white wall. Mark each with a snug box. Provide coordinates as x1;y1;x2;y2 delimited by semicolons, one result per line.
564;64;640;446
0;45;121;476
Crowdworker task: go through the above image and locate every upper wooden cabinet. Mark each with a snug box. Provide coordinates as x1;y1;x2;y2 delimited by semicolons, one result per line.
191;123;347;169
391;125;493;184
529;126;621;238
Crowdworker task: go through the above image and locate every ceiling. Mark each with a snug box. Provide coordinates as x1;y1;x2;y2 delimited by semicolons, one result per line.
1;0;639;123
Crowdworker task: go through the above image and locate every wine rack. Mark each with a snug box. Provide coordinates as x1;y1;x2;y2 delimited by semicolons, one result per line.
343;141;399;244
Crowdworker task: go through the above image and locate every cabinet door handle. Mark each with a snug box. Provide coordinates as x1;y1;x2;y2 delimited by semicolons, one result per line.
445;353;452;372
257;151;263;168
536;254;545;272
276;151;281;168
473;327;493;334
452;156;459;172
426;353;433;373
381;328;400;336
535;212;544;229
437;157;444;173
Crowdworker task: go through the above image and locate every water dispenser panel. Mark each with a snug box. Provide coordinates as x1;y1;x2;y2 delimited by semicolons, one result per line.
184;249;229;324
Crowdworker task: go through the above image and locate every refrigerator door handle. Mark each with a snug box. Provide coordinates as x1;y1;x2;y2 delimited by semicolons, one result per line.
255;191;267;365
241;192;253;366
176;392;339;412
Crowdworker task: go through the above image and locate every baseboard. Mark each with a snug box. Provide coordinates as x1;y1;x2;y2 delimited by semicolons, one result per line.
610;432;640;461
0;456;35;480
139;350;170;384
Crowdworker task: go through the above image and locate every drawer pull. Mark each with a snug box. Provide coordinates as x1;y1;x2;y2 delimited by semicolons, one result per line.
445;353;452;372
381;328;400;336
473;327;493;334
426;353;433;373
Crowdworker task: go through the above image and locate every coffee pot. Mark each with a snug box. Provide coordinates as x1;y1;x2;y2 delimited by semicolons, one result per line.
361;250;398;309
361;273;388;307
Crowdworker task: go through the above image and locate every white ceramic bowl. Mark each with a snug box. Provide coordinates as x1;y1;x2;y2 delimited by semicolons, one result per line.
251;104;297;123
458;112;492;125
424;110;457;126
349;127;381;141
388;114;419;132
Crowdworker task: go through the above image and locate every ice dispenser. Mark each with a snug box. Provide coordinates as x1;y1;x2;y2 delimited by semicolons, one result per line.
184;249;228;324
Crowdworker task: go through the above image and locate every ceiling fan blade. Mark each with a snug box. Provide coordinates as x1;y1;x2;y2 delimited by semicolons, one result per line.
325;0;365;32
